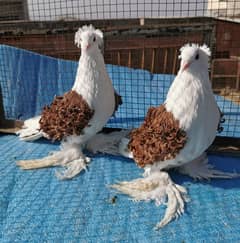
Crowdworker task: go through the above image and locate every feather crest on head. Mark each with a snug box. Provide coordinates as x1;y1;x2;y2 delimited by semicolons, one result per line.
179;43;193;55
74;24;104;49
179;43;211;59
199;44;211;57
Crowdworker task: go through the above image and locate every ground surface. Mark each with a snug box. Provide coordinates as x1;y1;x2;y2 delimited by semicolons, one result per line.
0;135;239;242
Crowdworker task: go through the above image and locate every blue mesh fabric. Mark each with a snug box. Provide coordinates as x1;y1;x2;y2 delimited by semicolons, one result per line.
0;135;239;242
0;45;240;242
0;44;239;137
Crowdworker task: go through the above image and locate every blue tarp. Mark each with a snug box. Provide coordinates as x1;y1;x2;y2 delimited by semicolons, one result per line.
0;135;239;242
0;45;239;242
0;44;239;137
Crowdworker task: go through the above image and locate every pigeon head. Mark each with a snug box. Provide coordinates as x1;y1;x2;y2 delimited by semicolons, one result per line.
179;43;211;73
74;25;104;53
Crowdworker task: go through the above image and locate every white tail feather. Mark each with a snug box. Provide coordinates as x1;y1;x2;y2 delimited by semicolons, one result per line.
109;171;188;229
19;131;44;141
178;152;240;180
16;116;44;141
86;130;131;156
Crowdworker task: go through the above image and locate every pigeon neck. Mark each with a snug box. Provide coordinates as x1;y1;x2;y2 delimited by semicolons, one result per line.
81;47;102;59
165;71;208;130
71;48;106;106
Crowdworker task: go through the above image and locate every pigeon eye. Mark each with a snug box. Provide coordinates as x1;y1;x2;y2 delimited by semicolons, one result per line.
93;36;96;42
195;53;199;60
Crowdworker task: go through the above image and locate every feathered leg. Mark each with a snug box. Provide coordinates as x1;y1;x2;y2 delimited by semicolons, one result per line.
178;152;239;180
17;156;59;169
110;171;188;229
17;136;90;179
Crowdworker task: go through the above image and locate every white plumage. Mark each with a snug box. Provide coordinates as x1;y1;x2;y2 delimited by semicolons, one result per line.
17;25;116;179
147;44;220;172
87;43;239;229
16;116;44;141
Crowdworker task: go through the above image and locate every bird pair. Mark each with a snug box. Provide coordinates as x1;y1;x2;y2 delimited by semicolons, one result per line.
17;25;239;229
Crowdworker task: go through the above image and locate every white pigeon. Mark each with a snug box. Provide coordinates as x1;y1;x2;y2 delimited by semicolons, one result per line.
17;28;121;142
17;25;121;179
86;43;239;229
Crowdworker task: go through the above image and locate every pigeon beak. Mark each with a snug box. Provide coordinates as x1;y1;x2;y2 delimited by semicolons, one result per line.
182;62;191;72
182;62;190;71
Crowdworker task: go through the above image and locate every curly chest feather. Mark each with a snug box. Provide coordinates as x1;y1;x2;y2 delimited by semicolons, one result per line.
128;105;187;167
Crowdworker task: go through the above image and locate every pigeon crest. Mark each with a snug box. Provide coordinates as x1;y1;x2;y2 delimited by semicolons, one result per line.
74;24;104;50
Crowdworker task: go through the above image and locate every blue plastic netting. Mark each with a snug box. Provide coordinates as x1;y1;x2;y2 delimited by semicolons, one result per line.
0;45;239;242
0;44;239;137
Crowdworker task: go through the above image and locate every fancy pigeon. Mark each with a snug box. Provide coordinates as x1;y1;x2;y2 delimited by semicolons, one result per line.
86;43;239;229
17;25;122;179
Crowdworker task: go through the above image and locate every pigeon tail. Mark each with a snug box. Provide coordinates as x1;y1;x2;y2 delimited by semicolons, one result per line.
16;116;45;141
86;130;132;157
178;152;240;180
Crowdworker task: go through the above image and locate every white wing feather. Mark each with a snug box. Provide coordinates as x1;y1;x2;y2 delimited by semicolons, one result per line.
16;116;45;141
